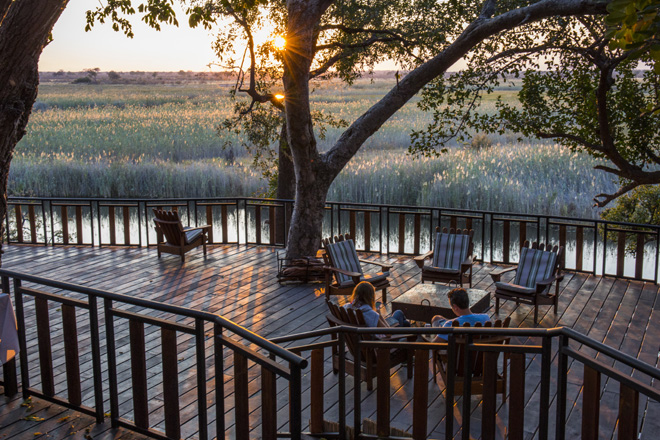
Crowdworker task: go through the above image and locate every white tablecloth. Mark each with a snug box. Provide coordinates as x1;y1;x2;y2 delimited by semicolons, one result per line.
0;293;19;366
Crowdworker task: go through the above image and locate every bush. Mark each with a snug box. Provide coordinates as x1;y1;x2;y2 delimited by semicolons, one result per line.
601;185;660;225
72;76;93;84
470;133;493;150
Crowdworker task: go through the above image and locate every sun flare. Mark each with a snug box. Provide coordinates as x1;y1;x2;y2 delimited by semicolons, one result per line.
272;35;286;50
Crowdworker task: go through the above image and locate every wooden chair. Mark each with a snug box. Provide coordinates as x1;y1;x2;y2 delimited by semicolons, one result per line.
152;209;211;263
433;317;511;399
326;301;413;391
413;227;474;287
322;234;392;304
490;241;564;324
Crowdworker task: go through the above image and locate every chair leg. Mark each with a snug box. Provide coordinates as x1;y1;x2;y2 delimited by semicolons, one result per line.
534;305;539;326
432;351;438;383
381;288;387;305
366;365;373;391
495;297;500;313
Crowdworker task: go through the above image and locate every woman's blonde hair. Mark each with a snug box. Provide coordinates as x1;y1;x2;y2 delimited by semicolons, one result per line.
350;281;376;309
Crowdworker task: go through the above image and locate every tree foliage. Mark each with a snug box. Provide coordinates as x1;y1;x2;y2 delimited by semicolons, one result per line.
601;184;660;224
606;0;660;67
411;14;660;208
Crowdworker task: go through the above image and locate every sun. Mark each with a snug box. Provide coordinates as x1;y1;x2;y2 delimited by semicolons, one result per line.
272;35;286;50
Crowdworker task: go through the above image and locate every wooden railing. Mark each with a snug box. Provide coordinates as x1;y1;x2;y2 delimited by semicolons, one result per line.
272;325;660;440
0;269;306;440
5;196;660;282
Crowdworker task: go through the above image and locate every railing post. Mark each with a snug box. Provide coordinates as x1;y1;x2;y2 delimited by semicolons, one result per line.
338;331;347;440
462;334;473;440
214;323;225;437
289;362;303;440
12;278;30;398
104;298;119;428
445;334;456;440
555;334;569;440
195;318;208;440
539;335;552;440
88;296;104;423
353;332;362;438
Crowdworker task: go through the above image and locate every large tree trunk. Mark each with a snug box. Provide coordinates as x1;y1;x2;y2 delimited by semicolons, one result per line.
276;122;295;200
275;122;295;244
0;0;69;265
282;0;334;258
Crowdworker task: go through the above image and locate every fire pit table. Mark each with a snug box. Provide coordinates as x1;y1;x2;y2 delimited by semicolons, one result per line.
391;284;490;323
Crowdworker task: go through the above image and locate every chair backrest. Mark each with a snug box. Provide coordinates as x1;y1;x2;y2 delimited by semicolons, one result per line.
326;301;377;360
432;227;473;270
453;317;511;378
153;209;185;246
513;241;563;289
323;234;364;285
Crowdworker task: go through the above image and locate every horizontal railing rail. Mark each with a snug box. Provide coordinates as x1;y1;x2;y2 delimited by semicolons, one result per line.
5;196;660;282
0;269;307;440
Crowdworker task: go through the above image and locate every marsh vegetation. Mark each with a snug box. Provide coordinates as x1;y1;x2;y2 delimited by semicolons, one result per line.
13;79;617;218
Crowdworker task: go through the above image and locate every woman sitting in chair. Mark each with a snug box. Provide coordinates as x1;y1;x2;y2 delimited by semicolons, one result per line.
430;287;490;342
344;281;410;328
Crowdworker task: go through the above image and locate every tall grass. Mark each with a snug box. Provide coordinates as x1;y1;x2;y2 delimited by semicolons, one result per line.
11;81;616;219
329;144;616;218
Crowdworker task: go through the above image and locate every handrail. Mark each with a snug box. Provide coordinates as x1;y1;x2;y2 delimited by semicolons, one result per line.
561;326;660;378
0;268;306;367
271;324;660;382
6;195;660;281
7;195;660;230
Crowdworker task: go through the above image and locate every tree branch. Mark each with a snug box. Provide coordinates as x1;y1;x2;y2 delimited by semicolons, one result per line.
323;0;608;176
311;32;423;78
226;6;284;112
594;182;641;207
0;0;12;24
534;131;604;152
315;35;404;52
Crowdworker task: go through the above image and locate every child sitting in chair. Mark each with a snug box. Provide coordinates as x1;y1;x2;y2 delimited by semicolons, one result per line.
430;287;489;342
344;281;410;328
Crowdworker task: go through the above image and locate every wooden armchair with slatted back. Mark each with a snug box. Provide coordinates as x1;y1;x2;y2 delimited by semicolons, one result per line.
433;317;511;399
322;234;392;304
325;300;413;391
152;209;211;263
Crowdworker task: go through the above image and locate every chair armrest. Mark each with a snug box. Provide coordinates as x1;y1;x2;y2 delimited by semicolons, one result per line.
357;258;393;271
324;265;362;278
413;251;434;269
460;254;474;270
489;266;517;282
380;333;417;341
186;225;211;232
535;273;563;293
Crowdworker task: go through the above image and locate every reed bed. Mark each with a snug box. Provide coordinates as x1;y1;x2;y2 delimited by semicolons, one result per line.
11;81;616;218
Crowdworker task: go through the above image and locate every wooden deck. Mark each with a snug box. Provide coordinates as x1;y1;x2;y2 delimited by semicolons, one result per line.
0;243;658;439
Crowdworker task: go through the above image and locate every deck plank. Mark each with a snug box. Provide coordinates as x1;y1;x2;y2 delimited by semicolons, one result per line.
0;244;657;440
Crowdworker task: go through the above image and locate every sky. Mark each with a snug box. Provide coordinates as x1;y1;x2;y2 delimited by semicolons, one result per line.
40;0;219;72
